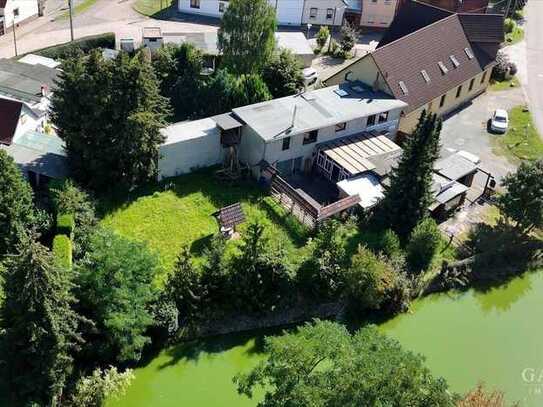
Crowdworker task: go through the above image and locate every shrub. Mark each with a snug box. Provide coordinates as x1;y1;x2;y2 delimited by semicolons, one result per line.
33;33;115;60
491;51;510;81
379;229;402;258
504;18;516;34
406;218;441;273
56;213;75;237
340;23;357;53
53;235;73;270
316;26;330;49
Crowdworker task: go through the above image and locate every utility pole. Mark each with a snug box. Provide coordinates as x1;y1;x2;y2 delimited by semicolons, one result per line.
68;0;74;42
12;19;17;57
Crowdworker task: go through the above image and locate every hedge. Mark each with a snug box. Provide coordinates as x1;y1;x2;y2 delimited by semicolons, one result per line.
57;213;75;237
53;235;73;269
31;32;115;60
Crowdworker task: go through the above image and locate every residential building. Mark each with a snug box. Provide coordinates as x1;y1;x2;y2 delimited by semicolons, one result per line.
344;0;405;29
301;0;346;26
417;0;489;13
0;0;39;36
321;1;503;134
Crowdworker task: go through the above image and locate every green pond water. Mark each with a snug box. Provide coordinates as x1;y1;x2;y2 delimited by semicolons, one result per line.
109;270;543;407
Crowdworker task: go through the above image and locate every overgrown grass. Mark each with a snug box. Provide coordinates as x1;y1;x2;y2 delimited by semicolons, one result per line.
489;76;519;92
505;25;524;45
99;169;309;273
492;106;543;162
133;0;172;17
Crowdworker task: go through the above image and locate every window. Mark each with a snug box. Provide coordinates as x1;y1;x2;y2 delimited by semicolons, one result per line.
190;0;200;8
282;136;291;151
219;2;225;13
439;94;446;108
421;70;430;83
438;61;448;74
399;80;408;95
335;122;346;132
449;55;460;68
464;47;474;60
326;8;334;19
13;7;19;17
367;15;375;23
469;77;475;91
372;0;378;3
378;111;389;123
456;85;462;98
367;114;376;127
310;7;318;18
303;130;318;145
481;70;488;84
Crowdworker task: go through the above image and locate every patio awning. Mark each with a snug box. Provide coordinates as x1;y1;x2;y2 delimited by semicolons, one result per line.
319;131;401;177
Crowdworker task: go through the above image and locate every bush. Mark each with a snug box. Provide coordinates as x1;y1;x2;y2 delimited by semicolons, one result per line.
491;51;510;81
53;235;73;269
56;213;75;237
504;18;516;34
340;23;357;53
379;229;402;258
33;33;115;60
316;26;330;49
406;218;441;273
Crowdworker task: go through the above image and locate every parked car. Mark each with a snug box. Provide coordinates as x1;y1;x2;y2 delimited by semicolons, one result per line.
490;109;509;133
303;67;318;87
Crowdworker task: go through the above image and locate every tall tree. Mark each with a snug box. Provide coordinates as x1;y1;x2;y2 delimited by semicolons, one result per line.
235;320;454;406
379;111;442;238
218;0;276;74
2;239;84;406
77;228;159;364
51;50;170;190
0;150;36;257
497;159;543;235
262;48;304;98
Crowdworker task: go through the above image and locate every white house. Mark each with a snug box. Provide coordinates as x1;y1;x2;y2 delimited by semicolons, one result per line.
158;82;406;181
0;0;39;35
179;0;303;25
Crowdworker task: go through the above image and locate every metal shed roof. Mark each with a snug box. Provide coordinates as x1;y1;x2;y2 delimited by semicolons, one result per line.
434;151;479;181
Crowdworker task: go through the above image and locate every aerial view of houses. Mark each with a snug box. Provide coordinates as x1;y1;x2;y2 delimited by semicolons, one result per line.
0;0;542;406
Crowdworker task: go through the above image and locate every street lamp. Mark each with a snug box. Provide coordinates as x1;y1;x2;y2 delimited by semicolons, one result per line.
68;0;74;41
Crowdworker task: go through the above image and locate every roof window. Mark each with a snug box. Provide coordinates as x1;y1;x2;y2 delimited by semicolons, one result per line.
399;81;408;95
421;70;430;83
438;61;448;74
464;47;474;60
450;55;460;68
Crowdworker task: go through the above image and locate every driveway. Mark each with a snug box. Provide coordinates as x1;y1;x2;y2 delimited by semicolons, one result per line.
439;87;525;184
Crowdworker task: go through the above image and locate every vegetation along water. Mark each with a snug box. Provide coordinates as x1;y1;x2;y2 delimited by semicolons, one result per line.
108;269;543;407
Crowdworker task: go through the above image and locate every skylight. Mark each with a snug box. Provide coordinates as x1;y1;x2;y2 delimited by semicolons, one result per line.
399;81;408;95
464;47;474;60
334;88;349;97
450;55;460;68
438;61;448;74
421;70;430;83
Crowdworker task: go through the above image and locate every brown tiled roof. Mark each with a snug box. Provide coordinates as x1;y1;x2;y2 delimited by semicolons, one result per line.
0;1;7;9
458;13;505;43
0;98;22;145
372;14;487;114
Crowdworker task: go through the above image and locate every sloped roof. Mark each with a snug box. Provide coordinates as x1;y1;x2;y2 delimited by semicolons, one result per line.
458;13;504;43
0;59;58;103
0;98;22;145
371;14;488;113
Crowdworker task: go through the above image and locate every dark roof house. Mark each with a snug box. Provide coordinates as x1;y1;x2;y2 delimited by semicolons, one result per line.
0;59;58;104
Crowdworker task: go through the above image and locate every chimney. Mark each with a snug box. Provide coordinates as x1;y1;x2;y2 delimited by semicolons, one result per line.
41;84;48;97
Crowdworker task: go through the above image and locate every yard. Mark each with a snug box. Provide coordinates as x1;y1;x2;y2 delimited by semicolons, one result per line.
133;0;173;17
489;76;519;92
492;105;543;162
99;169;309;273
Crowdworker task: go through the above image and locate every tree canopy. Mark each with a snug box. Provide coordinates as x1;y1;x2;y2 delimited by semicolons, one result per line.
498;159;543;234
76;228;159;363
218;0;277;74
51;50;170;190
0;150;36;257
235;320;454;407
262;48;304;98
2;239;84;406
379;111;442;238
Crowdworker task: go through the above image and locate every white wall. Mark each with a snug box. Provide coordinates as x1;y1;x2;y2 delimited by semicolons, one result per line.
302;0;345;26
11;104;44;143
158;132;224;179
2;0;38;29
178;0;222;18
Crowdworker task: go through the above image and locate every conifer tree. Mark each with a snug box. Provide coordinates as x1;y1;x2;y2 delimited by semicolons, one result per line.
2;239;84;405
0;150;36;257
379;111;442;238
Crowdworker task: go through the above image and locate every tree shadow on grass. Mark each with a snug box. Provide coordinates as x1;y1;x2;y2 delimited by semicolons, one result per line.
259;197;310;247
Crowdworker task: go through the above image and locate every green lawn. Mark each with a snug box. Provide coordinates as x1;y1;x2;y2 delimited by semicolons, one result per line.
100;169;309;273
489;76;519;92
493;106;543;162
58;0;98;19
133;0;172;17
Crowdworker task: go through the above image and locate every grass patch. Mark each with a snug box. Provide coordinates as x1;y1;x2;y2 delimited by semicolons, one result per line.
505;24;523;45
489;76;519;92
58;0;98;19
133;0;172;17
99;168;309;273
492;106;543;162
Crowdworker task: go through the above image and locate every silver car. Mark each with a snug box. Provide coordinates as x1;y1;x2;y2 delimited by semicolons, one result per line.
490;109;509;133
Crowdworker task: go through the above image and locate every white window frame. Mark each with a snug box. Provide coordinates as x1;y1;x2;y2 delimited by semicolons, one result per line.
190;0;200;9
310;7;318;18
